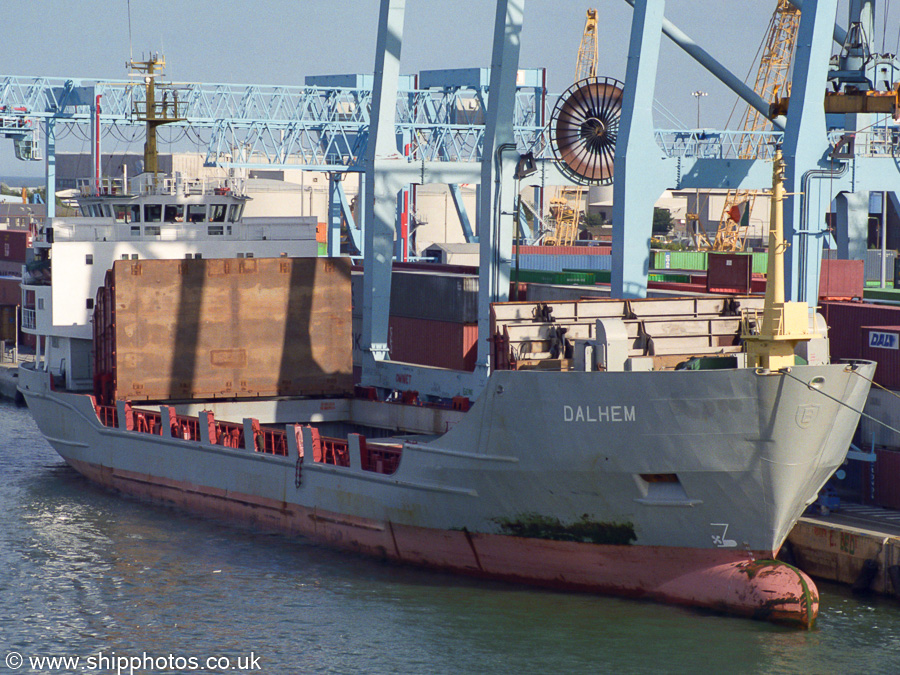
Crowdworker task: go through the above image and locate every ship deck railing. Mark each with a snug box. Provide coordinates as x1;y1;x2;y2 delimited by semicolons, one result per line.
75;175;247;199
91;399;401;475
77;177;127;198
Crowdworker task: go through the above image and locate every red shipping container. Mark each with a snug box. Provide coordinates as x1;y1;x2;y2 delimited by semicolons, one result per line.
0;230;27;263
515;245;611;256
874;447;900;509
388;316;478;371
821;301;900;362
819;259;865;300
859;326;900;390
707;253;752;294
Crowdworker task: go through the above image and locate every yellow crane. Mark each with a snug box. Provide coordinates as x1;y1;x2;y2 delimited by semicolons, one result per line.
700;0;800;252
547;9;598;247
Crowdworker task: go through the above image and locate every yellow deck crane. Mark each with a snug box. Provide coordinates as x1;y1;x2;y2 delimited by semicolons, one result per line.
546;9;599;247
699;0;800;252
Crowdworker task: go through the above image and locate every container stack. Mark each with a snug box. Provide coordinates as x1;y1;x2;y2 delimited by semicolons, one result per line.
352;268;479;376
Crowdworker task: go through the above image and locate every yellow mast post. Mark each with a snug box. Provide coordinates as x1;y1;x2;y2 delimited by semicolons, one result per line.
743;148;812;370
129;55;182;177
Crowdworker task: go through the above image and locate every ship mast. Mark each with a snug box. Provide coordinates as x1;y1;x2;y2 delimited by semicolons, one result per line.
743;148;812;370
129;54;182;176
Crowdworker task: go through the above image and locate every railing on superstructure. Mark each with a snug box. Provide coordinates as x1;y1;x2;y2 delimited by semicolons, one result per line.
20;308;36;330
75;175;246;198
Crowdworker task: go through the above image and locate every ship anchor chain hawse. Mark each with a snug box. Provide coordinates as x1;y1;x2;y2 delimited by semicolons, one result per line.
15;0;881;627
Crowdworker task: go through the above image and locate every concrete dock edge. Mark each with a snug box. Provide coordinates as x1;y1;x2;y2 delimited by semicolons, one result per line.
787;516;900;597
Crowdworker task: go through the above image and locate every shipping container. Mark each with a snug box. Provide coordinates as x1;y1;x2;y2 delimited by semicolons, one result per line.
516;253;611;272
859;325;900;390
821;301;900;362
651;250;770;274
513;269;598;285
648;273;693;284
515;245;611;256
388;316;478;371
0;230;28;263
751;252;768;275
352;269;479;324
707;253;752;293
874;447;900;510
351;312;478;371
0;277;21;305
819;259;865;300
562;268;612;284
390;270;479;323
823;248;896;283
93;257;353;404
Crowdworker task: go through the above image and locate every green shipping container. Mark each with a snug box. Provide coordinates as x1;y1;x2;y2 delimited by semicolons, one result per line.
515;269;596;285
752;252;768;275
563;268;611;283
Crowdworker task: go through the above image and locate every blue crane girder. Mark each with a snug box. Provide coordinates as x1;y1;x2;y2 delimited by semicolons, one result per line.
0;73;550;171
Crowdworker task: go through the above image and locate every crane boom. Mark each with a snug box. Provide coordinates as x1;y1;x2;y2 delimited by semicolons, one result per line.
547;9;599;247
703;0;800;252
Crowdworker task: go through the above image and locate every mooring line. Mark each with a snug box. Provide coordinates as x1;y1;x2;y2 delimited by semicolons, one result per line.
778;367;900;436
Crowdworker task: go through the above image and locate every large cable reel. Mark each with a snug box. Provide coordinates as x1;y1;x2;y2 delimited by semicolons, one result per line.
549;76;624;186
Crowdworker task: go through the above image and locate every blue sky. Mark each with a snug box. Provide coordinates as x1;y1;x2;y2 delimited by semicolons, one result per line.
0;0;888;181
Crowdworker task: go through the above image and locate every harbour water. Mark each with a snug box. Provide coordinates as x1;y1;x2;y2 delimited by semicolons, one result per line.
2;398;900;675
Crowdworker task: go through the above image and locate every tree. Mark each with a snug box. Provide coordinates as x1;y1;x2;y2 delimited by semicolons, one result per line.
652;207;673;235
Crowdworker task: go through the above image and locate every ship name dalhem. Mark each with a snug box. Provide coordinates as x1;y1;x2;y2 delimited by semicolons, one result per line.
563;405;635;423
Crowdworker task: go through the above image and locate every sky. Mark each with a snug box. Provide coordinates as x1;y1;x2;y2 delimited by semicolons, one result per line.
0;0;894;181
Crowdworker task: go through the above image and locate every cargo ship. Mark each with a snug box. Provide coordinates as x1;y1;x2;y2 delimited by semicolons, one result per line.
17;128;875;625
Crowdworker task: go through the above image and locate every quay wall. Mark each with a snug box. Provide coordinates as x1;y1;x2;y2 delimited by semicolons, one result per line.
788;517;900;597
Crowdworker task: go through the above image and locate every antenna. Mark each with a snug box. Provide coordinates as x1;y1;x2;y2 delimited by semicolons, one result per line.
126;0;133;62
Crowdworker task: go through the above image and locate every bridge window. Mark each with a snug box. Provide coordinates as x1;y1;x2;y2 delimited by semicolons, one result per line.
164;204;184;222
227;204;243;222
129;205;141;223
210;204;227;222
113;204;129;223
144;204;162;222
187;204;206;223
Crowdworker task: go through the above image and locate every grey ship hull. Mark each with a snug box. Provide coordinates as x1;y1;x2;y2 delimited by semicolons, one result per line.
18;360;873;625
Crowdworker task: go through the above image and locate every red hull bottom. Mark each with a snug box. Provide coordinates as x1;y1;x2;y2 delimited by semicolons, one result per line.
68;458;818;627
